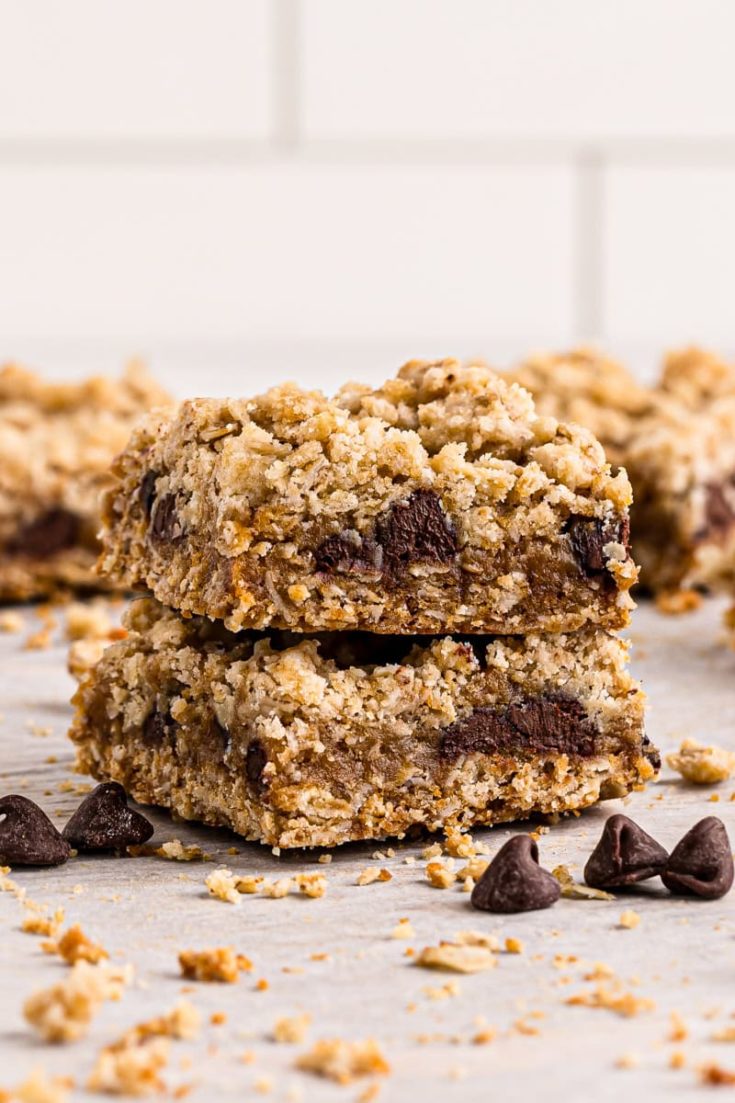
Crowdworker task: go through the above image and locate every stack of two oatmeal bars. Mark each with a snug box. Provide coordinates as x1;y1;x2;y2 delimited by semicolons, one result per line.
70;361;656;849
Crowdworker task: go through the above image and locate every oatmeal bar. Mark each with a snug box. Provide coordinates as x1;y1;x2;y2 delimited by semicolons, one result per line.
98;360;636;635
509;348;735;594
0;361;171;601
68;599;654;849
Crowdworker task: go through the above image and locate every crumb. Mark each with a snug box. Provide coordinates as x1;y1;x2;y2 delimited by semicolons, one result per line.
296;1039;390;1084
356;868;392;887
655;589;702;615
262;878;295;898
12;1068;74;1103
422;843;442;859
565;984;655;1018
44;924;108;965
669;1051;686;1070
618;910;640;930
235;874;265;895
273;1014;312;1044
472;1027;496;1045
456;858;489;883
712;1026;735;1042
615;1053;639;1069
415;942;497;974
87;1002;199;1096
505;937;524;954
294;873;328;898
156;839;210;862
443;829;476;858
552;865;615;901
210;1012;227;1026
700;1063;735;1085
391;918;415;940
513;1018;540;1036
422;980;461;1001
667;738;735;784
178;948;252;984
21;904;65;938
24;960;132;1042
256;978;270;991
317;854;332;864
669;1012;688;1042
425;861;456;889
205;867;240;904
0;611;23;633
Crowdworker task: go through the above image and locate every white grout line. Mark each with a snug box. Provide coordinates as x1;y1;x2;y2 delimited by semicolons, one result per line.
573;151;605;339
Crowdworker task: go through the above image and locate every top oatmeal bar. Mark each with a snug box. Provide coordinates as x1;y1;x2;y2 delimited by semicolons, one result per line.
98;359;636;634
0;360;171;601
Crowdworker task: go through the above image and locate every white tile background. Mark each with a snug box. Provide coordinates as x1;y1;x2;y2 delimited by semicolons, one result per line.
0;0;734;386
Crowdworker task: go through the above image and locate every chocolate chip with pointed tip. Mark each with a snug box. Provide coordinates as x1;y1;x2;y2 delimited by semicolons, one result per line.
662;817;734;900
584;814;668;889
0;794;71;866
62;782;154;854
471;834;560;914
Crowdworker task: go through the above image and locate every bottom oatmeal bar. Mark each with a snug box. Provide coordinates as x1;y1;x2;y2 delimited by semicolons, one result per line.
68;600;655;849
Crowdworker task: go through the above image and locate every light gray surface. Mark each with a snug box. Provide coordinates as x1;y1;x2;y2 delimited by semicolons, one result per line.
1;597;734;1101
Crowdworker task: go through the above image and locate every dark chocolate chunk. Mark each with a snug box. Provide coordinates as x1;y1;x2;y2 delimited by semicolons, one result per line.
141;708;173;745
6;508;81;559
139;471;160;518
565;514;630;584
246;740;268;786
662;817;734;900
313;489;457;577
0;794;71;866
584;814;668;889
439;695;598;760
62;782;154;853
471;835;560;914
150;493;182;542
314;531;382;574
376;489;458;572
697;479;735;543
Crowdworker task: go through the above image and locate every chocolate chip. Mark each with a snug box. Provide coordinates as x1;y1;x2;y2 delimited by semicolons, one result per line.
246;740;268;786
313;489;457;577
471;835;560;914
150;493;182;542
697;479;735;542
439;695;597;760
139;471;160;518
662;817;734;900
6;508;81;559
0;794;71;866
62;782;154;853
141;708;173;745
565;514;630;584
584;814;668;889
314;532;382;574
376;489;458;572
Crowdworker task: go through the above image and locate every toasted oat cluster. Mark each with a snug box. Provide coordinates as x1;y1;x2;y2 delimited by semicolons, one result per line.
509;346;735;596
0;360;171;600
98;359;636;635
68;598;654;849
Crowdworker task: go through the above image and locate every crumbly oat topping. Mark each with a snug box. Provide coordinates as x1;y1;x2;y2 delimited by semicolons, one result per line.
295;1038;390;1083
11;1068;73;1103
667;738;735;784
99;358;635;637
425;861;456;889
178;948;252;984
356;868;392;887
23;960;132;1043
552;865;615;901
